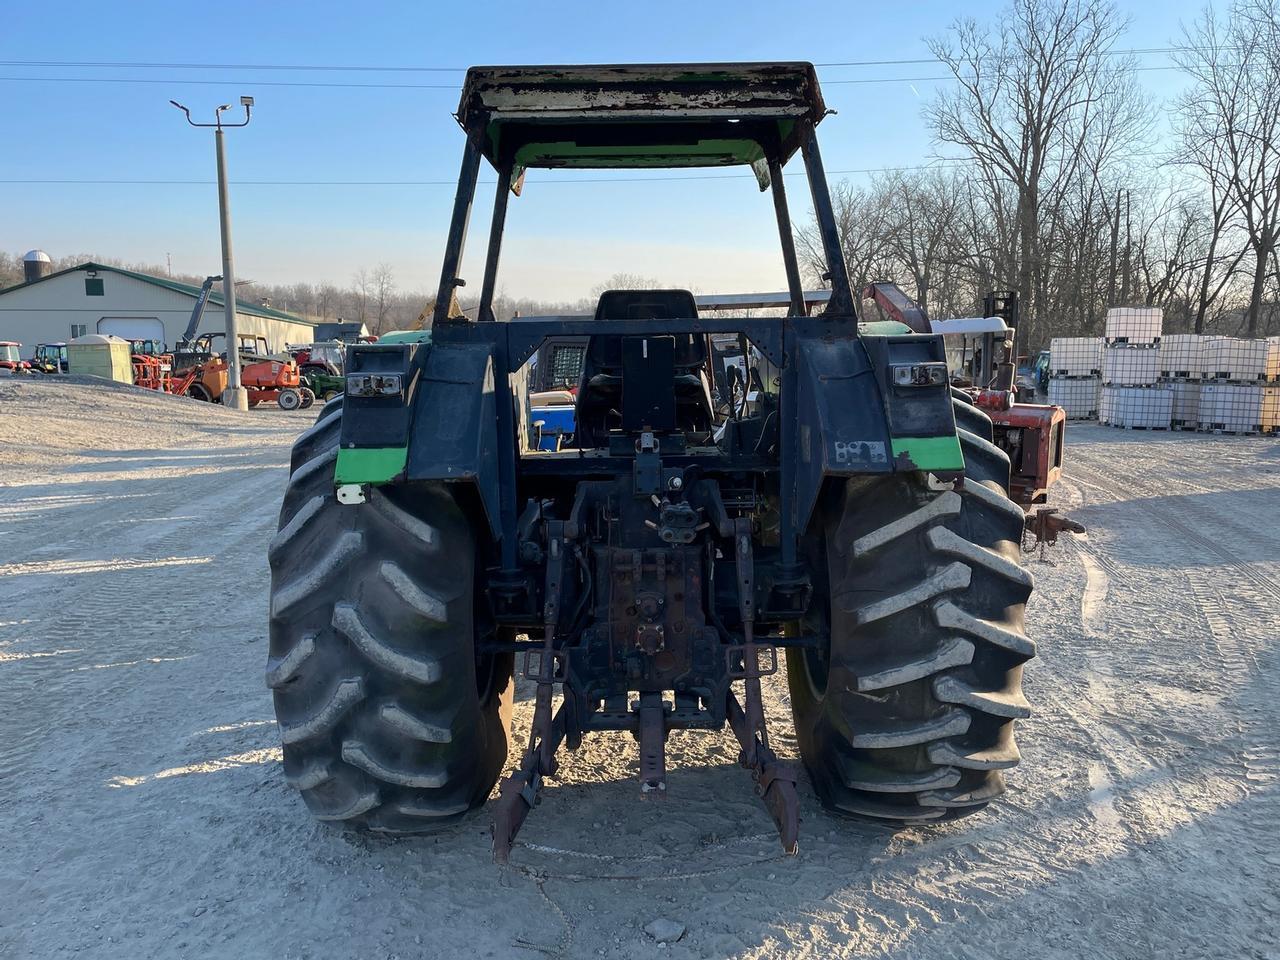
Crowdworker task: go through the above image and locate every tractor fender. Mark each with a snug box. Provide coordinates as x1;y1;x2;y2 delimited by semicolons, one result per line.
792;333;962;532
405;342;501;541
793;335;893;533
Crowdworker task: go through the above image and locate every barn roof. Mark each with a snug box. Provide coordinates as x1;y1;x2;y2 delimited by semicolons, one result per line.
0;262;316;326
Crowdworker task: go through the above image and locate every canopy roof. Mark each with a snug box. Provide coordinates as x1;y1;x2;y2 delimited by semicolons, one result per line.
456;62;826;188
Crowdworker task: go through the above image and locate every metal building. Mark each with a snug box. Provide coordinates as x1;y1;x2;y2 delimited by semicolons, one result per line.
0;261;317;358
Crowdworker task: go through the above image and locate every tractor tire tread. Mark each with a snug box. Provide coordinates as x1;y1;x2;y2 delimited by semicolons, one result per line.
788;394;1032;823
267;405;513;833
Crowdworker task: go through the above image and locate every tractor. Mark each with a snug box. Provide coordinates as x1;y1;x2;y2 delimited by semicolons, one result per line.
861;282;1080;550
290;341;348;402
267;63;1033;861
0;341;30;375
30;342;68;374
300;365;345;403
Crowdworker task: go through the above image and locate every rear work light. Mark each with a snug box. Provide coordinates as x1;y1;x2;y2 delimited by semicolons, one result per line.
891;362;948;387
347;373;402;397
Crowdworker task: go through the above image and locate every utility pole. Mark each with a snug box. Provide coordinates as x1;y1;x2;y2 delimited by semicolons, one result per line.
170;95;254;411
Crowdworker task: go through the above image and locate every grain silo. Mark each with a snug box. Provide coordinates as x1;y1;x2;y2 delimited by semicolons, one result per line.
23;250;53;283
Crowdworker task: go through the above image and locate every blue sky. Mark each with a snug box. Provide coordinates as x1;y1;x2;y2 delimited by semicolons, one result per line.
3;0;1212;302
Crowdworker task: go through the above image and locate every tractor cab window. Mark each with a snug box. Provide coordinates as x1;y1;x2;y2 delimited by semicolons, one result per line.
522;291;779;457
310;343;346;370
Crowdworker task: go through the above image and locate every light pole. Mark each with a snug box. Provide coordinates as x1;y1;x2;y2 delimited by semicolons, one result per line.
171;95;254;411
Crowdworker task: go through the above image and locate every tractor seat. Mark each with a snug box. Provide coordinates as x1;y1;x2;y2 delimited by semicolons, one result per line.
575;290;714;447
588;289;706;371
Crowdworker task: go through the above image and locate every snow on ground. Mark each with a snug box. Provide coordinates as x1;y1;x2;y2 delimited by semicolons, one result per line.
1;378;1277;959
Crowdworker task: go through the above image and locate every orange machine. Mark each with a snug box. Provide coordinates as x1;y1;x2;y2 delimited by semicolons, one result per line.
171;333;313;409
129;339;174;392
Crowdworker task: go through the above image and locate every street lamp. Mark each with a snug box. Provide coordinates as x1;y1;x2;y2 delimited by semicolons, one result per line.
171;95;254;411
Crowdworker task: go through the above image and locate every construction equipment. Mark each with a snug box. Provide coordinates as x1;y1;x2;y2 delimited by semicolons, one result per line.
0;341;31;374
128;339;173;392
172;332;308;408
174;275;222;353
30;342;68;374
267;63;1034;862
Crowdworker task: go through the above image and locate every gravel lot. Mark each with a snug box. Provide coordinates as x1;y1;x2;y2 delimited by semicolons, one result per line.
2;377;1278;959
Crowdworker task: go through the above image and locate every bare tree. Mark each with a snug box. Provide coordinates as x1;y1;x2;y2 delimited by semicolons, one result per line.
351;268;371;325
926;0;1145;350
589;272;662;298
797;179;895;299
371;263;396;334
882;170;965;317
1177;0;1280;334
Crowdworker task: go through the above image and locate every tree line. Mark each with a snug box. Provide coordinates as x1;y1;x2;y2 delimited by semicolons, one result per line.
802;0;1280;353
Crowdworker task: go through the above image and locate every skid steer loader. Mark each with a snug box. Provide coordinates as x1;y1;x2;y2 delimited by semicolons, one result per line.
267;63;1034;861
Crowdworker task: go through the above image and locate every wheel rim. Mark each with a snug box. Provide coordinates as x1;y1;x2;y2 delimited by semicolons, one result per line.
800;640;831;699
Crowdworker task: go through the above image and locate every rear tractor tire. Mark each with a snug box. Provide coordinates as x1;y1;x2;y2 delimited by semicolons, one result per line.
298;386;316;409
788;399;1033;821
315;391;344;423
267;405;514;832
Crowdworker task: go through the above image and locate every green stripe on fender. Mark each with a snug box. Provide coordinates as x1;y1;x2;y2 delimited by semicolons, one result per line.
335;447;408;485
890;435;965;471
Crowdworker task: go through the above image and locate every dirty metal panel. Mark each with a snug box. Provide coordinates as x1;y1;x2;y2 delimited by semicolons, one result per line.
458;62;825;125
793;335;894;532
860;335;957;443
457;63;826;174
404;341;501;539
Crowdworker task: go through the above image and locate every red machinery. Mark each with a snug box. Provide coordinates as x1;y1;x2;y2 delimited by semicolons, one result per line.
0;341;31;374
128;339;174;392
171;333;312;409
962;385;1065;506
